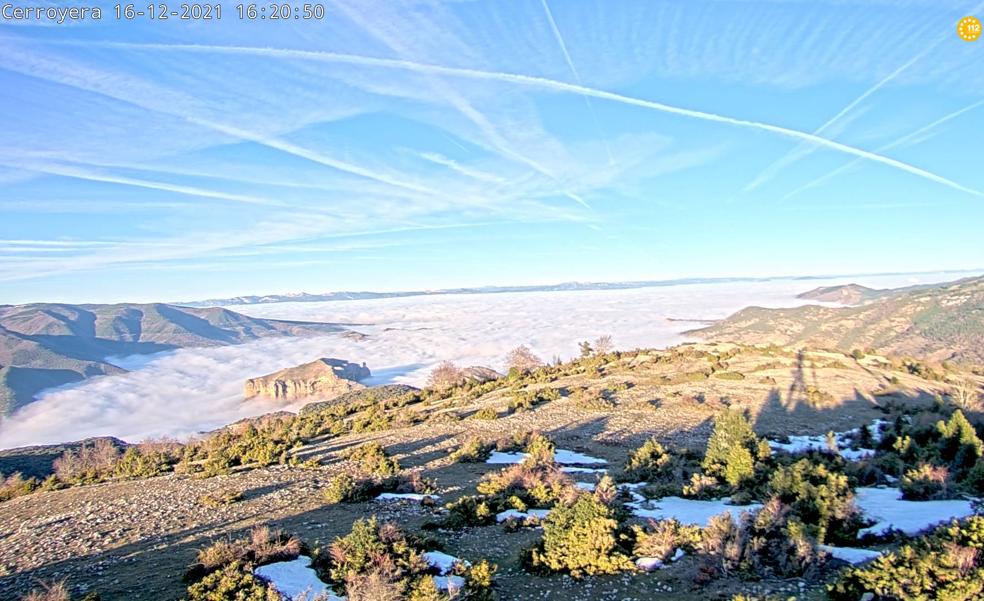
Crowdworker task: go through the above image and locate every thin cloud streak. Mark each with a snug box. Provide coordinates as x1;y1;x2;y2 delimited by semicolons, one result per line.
4;162;282;206
743;41;940;192
782;99;984;200
540;0;615;167
68;41;984;198
329;0;594;210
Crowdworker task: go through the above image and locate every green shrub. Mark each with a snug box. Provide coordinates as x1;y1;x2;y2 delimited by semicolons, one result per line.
186;562;279;601
186;526;301;584
696;499;823;582
713;371;746;381
571;388;616;411
319;518;473;598
324;473;373;504
621;438;672;482
441;495;496;528
464;560;497;601
528;493;633;577
828;516;984;601
472;407;498;421
345;443;401;477
900;463;953;500
702;410;767;488
198;490;244;508
937;410;983;474
523;433;556;467
767;459;860;544
632;518;700;562
449;437;493;463
509;388;560;412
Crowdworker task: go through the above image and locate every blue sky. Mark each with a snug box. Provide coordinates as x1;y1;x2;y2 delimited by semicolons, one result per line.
1;0;983;304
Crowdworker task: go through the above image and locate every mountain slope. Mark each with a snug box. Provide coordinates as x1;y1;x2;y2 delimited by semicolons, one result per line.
691;276;984;364
0;303;345;415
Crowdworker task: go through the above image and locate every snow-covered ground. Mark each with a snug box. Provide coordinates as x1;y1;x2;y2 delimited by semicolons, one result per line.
855;487;977;537
496;508;552;523
486;449;607;465
767;419;888;461
819;545;883;564
375;492;439;502
423;551;470;574
0;273;962;448
253;556;342;601
627;496;763;526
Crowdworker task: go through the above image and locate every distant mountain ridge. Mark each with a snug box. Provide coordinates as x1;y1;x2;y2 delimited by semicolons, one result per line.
691;276;984;364
796;284;884;305
0;303;345;415
180;270;984;307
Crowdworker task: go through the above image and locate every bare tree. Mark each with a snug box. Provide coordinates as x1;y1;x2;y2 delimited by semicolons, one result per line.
594;335;614;355
427;360;465;390
950;377;982;410
53;438;120;483
506;345;544;374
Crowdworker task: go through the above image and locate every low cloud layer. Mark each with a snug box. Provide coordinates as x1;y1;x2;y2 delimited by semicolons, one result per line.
0;274;965;448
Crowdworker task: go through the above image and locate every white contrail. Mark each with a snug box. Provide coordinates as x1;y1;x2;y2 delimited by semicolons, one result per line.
540;0;615;167
743;43;940;192
0;41;440;199
190;119;438;196
329;0;592;210
783;99;984;200
4;162;282;206
64;41;983;198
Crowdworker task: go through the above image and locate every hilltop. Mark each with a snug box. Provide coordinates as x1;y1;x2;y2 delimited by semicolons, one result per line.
692;276;984;364
0;303;345;415
2;341;977;600
795;284;883;305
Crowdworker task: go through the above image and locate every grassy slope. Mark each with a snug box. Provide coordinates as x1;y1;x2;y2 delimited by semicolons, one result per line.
692;276;984;364
0;342;969;600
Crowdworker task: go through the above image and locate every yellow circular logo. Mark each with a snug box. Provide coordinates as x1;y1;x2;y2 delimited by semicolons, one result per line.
958;16;981;41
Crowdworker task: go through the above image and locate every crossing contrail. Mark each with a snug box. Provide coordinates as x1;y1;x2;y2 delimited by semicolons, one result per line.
47;40;984;198
782;99;984;200
540;0;616;166
744;43;941;192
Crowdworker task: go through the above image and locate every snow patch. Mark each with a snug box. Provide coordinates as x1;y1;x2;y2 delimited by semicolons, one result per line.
423;551;469;575
820;545;882;564
767;418;886;461
254;556;342;601
433;575;466;591
635;557;664;571
375;493;439;502
628;496;762;527
561;466;608;474
485;449;607;466
855;487;976;537
496;508;551;523
553;449;607;465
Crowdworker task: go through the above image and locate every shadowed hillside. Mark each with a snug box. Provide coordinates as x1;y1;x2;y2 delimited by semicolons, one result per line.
0;303;346;415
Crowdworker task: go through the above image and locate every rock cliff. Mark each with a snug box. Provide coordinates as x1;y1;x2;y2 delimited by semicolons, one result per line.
244;358;371;403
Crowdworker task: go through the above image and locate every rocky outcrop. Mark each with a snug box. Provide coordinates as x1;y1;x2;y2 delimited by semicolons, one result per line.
244;358;371;403
460;366;502;383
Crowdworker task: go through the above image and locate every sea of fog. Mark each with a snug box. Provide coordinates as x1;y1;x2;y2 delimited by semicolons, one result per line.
0;272;972;449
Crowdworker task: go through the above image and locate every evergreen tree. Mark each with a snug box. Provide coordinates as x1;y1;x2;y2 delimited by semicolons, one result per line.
702;409;761;487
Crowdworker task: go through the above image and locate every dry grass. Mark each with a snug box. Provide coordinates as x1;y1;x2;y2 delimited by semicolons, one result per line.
21;581;70;601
